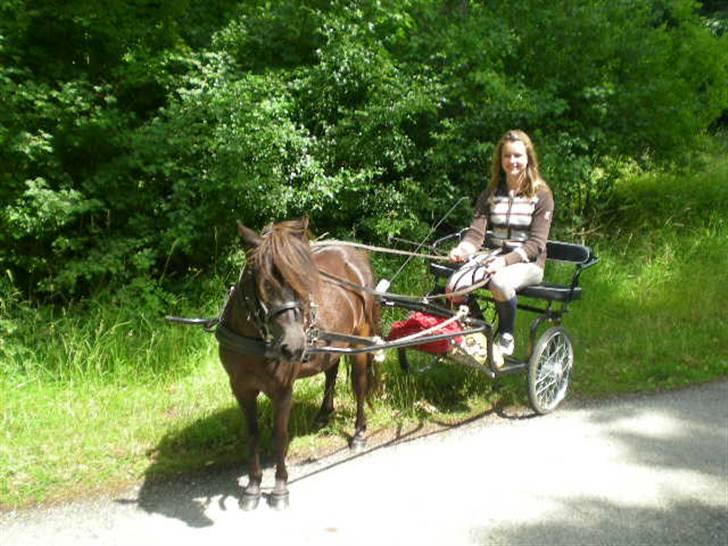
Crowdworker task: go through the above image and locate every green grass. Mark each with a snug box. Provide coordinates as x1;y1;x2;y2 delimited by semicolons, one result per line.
2;142;727;509
570;149;728;396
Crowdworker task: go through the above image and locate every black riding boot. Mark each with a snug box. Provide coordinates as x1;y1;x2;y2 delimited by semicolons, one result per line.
494;297;517;337
466;296;484;320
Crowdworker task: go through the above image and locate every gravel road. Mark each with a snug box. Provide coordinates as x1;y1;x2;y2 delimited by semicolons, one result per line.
2;379;727;546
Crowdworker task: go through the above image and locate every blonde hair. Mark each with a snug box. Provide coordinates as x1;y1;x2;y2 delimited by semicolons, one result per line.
488;129;549;198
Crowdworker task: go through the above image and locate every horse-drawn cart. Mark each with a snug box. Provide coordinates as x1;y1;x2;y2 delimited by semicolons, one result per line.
387;233;599;415
305;233;598;415
167;219;597;509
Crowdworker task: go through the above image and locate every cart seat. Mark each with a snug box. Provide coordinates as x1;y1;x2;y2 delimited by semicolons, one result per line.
429;265;582;302
518;283;581;302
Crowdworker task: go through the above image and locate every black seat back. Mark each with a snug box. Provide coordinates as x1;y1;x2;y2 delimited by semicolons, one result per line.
546;241;592;264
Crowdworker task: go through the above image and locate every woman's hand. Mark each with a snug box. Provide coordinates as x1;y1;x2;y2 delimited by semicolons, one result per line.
448;246;470;262
485;256;506;273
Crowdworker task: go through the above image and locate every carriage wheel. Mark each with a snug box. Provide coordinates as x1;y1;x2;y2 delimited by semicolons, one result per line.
527;326;574;415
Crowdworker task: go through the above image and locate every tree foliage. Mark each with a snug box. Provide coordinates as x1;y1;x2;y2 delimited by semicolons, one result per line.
1;0;726;299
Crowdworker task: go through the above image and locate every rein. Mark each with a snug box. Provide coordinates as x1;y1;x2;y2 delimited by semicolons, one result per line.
318;268;491;302
167;239;488;358
312;240;451;262
168;261;488;353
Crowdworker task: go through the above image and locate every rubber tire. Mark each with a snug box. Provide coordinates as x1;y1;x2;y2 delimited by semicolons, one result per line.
527;326;574;415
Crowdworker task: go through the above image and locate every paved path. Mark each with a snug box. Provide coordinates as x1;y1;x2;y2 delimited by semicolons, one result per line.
2;380;727;545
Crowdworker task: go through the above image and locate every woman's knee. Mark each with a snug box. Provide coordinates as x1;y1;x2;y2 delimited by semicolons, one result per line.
488;276;516;301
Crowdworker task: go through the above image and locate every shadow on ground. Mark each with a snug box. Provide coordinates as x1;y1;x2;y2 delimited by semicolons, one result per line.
123;393;510;527
481;380;728;545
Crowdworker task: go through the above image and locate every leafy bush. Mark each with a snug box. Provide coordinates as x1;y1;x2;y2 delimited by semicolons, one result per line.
1;0;726;299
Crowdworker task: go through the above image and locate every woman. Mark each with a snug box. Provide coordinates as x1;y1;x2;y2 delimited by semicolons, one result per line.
447;129;554;364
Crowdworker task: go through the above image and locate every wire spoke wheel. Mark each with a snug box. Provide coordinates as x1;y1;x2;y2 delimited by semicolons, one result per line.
528;327;574;414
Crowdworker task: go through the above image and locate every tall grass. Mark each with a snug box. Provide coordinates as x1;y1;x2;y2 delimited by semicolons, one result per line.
2;141;727;509
0;278;227;506
0;280;214;384
570;151;728;396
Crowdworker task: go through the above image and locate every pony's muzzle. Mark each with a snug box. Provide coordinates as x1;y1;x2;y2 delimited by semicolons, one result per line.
266;337;307;362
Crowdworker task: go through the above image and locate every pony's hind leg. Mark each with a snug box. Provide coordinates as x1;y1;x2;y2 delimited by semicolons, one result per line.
231;384;262;511
315;359;340;427
350;353;371;453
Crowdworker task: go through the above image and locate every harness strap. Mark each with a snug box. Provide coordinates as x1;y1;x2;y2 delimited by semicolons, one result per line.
215;323;268;356
166;316;219;332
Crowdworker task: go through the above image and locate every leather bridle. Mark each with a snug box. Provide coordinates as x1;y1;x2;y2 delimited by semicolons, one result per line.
236;269;318;352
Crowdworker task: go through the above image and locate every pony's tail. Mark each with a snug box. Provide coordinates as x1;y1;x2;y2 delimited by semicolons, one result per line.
365;353;381;404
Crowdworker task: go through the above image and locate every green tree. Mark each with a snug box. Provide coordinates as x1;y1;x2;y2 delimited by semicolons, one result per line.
1;0;726;299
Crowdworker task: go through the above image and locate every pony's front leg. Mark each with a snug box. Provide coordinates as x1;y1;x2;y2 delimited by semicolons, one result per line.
233;385;262;511
269;387;293;510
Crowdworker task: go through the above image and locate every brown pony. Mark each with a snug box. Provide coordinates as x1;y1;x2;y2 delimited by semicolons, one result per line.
218;218;380;510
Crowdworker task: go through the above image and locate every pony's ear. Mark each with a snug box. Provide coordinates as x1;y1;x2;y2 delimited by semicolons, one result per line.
237;222;261;249
296;216;310;240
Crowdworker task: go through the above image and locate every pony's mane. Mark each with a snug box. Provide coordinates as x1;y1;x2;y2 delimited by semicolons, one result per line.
251;219;319;302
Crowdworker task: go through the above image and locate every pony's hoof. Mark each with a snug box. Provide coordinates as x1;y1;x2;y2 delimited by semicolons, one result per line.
350;435;367;453
268;492;290;510
313;411;332;429
240;492;261;511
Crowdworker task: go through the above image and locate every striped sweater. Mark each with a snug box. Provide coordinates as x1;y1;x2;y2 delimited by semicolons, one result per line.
459;184;554;269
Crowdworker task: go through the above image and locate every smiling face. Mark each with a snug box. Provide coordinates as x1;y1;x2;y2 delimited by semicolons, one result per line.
500;139;529;190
